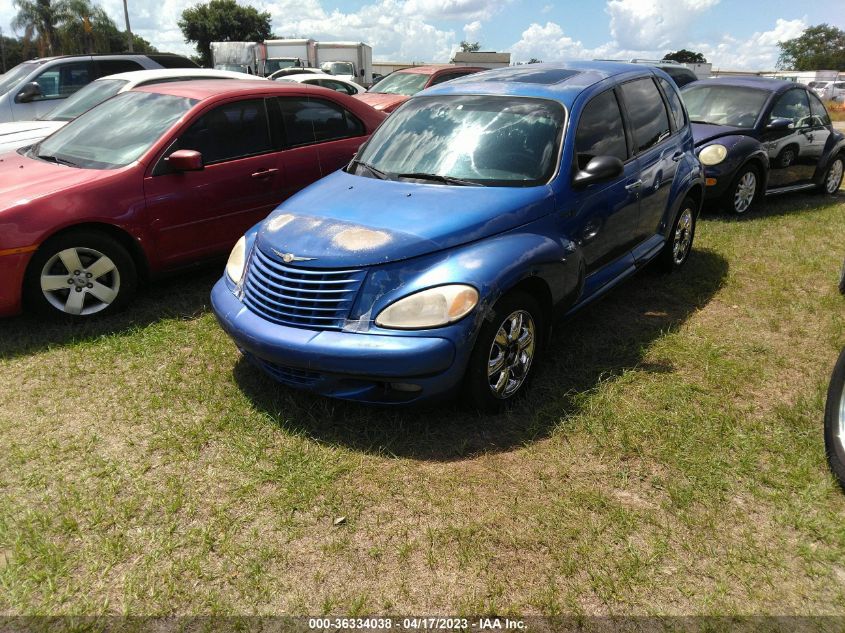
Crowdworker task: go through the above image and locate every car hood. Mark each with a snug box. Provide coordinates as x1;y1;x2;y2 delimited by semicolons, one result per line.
0;120;65;153
691;122;752;146
255;170;554;268
0;150;113;210
355;92;409;112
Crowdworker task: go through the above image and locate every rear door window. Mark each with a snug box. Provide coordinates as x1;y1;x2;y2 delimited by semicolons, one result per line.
575;89;628;170
276;97;365;146
619;77;671;153
95;59;145;77
658;77;686;131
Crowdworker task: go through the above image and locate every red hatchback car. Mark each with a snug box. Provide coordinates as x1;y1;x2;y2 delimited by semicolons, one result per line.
355;65;486;113
0;80;385;318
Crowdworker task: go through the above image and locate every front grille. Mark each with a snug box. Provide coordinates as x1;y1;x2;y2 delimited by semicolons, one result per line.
242;246;366;330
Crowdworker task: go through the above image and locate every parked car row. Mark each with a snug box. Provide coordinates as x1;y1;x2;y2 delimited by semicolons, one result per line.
0;60;843;411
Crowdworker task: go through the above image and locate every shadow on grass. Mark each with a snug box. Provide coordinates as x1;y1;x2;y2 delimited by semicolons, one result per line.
0;266;221;360
702;189;844;222
234;248;729;462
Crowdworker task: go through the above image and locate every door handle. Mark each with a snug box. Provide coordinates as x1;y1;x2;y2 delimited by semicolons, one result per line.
671;152;684;162
251;168;279;179
625;179;642;191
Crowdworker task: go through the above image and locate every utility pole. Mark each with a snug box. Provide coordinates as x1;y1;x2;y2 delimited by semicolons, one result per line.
0;27;6;73
123;0;134;52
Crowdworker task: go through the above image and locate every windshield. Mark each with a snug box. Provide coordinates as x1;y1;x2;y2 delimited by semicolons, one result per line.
34;91;196;169
266;59;299;74
681;85;769;128
322;62;354;76
0;62;39;97
368;71;428;95
352;95;564;187
41;78;128;122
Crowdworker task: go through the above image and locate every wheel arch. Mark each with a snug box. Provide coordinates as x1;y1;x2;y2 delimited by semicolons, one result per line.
32;222;150;282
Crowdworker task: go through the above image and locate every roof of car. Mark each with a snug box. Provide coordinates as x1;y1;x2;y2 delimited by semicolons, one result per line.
99;68;267;86
131;78;343;100
683;76;797;92
279;73;354;83
423;61;659;105
16;53;188;64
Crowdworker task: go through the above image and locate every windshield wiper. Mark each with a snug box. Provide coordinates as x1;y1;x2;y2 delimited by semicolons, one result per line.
690;120;719;125
36;153;78;167
396;172;484;186
349;158;390;180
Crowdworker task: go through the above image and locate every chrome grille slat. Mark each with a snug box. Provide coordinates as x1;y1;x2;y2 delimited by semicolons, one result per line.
243;246;365;330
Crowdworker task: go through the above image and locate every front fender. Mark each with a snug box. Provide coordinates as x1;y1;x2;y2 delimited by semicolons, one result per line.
348;214;579;330
699;135;769;197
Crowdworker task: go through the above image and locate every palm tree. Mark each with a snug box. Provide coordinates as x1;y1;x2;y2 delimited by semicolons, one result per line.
12;0;67;56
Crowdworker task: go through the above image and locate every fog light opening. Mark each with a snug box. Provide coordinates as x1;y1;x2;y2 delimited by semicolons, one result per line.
390;382;423;393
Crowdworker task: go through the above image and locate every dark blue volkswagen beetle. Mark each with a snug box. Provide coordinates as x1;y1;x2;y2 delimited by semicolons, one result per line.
211;62;704;409
682;77;845;214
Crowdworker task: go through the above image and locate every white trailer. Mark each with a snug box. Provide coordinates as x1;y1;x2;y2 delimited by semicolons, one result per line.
315;42;373;86
210;42;266;75
263;39;317;76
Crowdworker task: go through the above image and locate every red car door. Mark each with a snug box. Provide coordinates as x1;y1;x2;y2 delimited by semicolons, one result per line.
143;97;283;268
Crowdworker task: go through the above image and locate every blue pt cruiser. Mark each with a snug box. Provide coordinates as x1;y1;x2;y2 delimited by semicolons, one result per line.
212;62;705;410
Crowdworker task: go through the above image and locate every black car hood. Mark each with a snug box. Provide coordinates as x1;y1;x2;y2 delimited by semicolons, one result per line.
691;122;752;146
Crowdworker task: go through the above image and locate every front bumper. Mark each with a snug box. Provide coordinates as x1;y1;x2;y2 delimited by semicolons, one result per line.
0;251;31;317
701;163;735;199
211;278;470;403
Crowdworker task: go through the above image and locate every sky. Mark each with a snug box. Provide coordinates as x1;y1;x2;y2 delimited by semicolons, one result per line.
1;0;844;70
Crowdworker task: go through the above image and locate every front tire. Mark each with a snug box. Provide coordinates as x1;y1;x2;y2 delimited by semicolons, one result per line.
824;347;845;492
464;292;543;412
658;197;697;272
723;165;760;214
23;230;137;319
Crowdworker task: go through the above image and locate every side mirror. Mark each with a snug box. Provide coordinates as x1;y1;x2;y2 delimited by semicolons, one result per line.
166;149;203;172
16;82;42;103
766;117;792;131
573;155;624;187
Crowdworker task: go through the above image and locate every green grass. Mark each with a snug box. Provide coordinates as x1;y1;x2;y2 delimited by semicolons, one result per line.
1;190;845;616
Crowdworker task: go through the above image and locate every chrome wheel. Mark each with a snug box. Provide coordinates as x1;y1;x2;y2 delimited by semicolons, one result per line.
672;207;694;265
487;309;535;399
826;158;844;194
733;171;756;213
40;247;120;316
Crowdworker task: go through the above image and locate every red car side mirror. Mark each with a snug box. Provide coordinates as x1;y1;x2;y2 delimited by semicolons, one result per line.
166;149;204;172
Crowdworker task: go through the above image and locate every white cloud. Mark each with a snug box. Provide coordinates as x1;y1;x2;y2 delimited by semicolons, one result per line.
463;20;482;41
509;22;589;63
696;17;807;70
606;0;720;50
402;0;500;21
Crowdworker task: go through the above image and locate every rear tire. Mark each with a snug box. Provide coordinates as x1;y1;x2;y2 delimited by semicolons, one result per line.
464;292;544;413
657;196;697;272
824;347;845;492
817;155;844;195
23;230;137;319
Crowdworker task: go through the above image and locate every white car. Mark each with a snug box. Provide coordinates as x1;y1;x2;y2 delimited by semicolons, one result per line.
274;73;364;95
0;68;267;154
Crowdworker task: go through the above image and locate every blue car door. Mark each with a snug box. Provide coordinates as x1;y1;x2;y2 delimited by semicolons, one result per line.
568;87;641;274
617;76;678;247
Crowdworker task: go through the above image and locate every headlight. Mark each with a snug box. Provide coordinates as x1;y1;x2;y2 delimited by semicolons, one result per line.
375;284;479;329
226;236;246;284
699;144;727;166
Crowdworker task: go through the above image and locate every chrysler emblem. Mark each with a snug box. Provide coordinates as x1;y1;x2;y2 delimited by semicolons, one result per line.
272;249;315;263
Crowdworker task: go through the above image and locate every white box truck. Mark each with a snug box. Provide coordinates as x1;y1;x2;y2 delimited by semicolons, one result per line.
315;42;373;87
263;39;317;76
210;42;266;75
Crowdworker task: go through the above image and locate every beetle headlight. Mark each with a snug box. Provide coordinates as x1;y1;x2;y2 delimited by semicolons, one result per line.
699;144;727;166
375;284;479;329
226;236;247;284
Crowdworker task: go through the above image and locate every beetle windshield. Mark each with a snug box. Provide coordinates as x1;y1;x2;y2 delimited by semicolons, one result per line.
41;79;128;122
322;62;354;76
33;91;196;169
681;84;769;128
351;95;564;187
367;72;429;95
